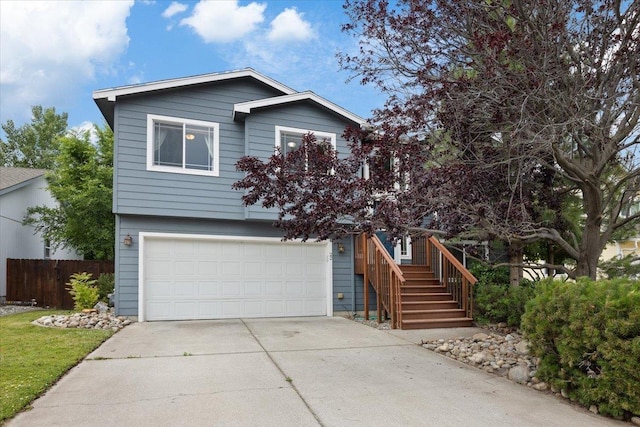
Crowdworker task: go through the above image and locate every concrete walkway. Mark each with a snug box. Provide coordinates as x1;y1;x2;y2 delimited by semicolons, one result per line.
8;317;624;427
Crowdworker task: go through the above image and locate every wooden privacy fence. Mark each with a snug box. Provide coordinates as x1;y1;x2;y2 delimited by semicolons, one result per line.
6;259;114;309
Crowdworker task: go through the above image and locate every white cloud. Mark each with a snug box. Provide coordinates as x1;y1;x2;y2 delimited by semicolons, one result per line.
162;2;188;19
0;1;133;123
267;8;314;42
180;0;266;43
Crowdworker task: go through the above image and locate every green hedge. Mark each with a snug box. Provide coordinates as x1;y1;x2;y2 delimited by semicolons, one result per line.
521;278;640;417
471;264;535;327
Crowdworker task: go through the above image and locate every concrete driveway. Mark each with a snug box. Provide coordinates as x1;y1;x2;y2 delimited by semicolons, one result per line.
8;317;624;427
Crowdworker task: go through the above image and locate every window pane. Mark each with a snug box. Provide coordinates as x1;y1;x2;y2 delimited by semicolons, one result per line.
154;122;183;167
185;125;214;171
281;132;303;156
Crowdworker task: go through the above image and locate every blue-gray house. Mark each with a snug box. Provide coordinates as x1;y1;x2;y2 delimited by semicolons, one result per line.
93;69;367;322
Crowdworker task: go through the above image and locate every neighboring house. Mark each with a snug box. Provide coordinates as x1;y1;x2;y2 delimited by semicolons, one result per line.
0;167;81;300
93;69;369;321
601;239;640;261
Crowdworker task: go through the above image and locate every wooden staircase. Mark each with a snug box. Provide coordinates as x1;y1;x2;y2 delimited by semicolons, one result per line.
355;233;477;330
398;265;473;329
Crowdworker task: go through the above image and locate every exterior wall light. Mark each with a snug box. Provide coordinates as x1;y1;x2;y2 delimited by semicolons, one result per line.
337;242;345;254
123;234;133;246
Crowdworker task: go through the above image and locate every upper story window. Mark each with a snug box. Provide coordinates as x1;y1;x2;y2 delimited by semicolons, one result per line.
147;114;219;176
275;125;336;170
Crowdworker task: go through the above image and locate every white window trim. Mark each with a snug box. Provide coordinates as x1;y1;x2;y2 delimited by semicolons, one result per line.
275;125;336;153
146;114;220;177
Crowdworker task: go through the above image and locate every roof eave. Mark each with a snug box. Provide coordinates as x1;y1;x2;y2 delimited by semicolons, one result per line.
93;69;298;130
233;92;366;125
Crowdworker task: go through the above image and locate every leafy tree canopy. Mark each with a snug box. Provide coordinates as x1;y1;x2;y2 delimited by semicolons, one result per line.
236;0;640;280
0;105;68;169
24;124;114;260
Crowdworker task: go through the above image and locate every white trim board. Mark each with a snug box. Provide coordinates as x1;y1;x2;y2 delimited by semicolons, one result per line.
234;91;365;125
93;68;295;101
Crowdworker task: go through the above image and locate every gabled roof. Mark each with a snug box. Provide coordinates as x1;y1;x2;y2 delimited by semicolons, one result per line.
233;91;366;126
0;167;46;196
93;68;297;128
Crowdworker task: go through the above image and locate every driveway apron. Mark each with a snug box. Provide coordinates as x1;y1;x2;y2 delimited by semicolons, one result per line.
7;317;625;427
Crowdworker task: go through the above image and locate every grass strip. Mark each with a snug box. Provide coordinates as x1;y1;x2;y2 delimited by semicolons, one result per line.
0;310;114;422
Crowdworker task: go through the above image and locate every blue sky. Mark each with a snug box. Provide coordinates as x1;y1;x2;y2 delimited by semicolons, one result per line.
0;0;386;134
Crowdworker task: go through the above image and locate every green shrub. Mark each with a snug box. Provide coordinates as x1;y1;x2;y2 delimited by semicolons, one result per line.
66;272;99;310
521;278;640;417
96;273;114;303
471;264;536;327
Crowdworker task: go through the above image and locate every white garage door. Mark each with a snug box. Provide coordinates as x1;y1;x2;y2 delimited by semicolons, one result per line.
141;235;330;321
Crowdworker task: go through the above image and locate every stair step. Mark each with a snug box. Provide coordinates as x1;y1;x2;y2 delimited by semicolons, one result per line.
401;292;453;302
401;308;466;320
402;285;446;293
404;278;441;286
401;317;474;329
401;301;459;310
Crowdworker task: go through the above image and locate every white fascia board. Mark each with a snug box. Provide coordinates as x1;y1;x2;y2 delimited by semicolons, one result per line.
233;91;366;125
92;68;296;101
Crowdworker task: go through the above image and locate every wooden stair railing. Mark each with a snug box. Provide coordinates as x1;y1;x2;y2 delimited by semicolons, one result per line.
359;233;405;329
411;234;478;321
356;232;478;329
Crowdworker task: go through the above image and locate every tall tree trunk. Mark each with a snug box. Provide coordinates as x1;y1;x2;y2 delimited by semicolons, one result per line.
576;221;601;279
577;184;603;280
509;240;524;286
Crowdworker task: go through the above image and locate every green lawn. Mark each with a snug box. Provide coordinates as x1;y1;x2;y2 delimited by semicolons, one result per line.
0;310;114;422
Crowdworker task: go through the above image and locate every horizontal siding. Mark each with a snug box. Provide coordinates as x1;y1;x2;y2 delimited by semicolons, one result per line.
114;215;356;317
114;79;283;219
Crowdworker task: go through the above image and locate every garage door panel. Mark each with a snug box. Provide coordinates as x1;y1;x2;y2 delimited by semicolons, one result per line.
265;300;284;316
198;302;219;317
198;281;220;296
144;237;328;321
175;302;197;317
244;261;265;276
286;300;305;315
174;241;197;257
174;281;196;297
198;261;218;275
221;301;242;317
286;263;305;276
265;281;283;296
222;262;243;276
222;281;243;297
244;281;263;297
305;281;325;297
305;299;326;315
146;281;173;298
244;301;263;316
285;282;305;297
146;261;171;278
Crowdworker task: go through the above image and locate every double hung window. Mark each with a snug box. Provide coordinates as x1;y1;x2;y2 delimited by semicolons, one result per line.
275;126;336;169
147;114;219;176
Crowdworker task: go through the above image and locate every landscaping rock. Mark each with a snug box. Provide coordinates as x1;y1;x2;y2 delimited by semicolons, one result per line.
34;310;132;331
532;382;548;391
589;405;598;414
630;416;640;426
508;365;530;384
94;301;109;314
472;332;489;341
515;339;530;355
